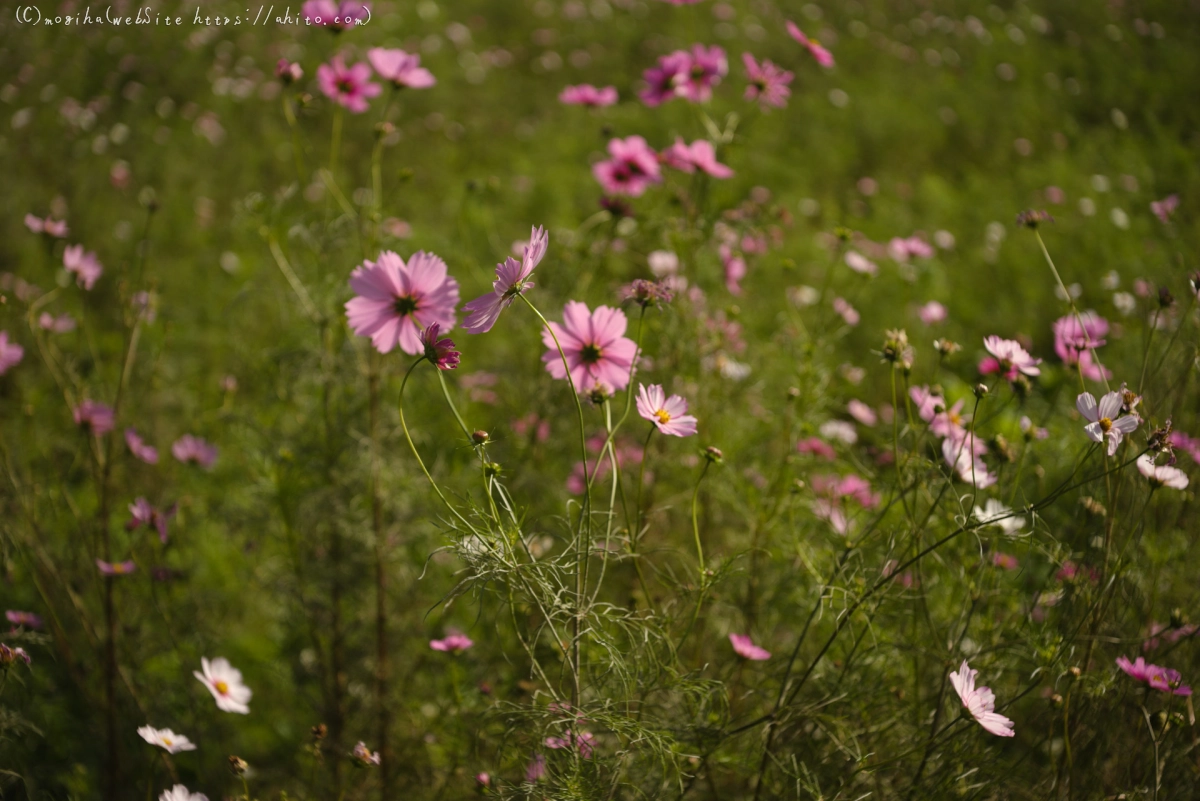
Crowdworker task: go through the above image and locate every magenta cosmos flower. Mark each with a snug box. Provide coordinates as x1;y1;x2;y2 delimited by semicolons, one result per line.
345;250;460;354
317;55;381;113
1136;454;1189;490
74;400;115;436
981;335;1041;380
786;21;835;68
676;44;728;102
559;84;618;107
302;0;369;29
172;434;218;468
368;48;435;89
0;331;24;375
949;660;1015;737
63;244;103;290
742;53;792;108
1117;656;1191;695
124;428;159;464
127;497;177;543
636;384;698;437
541;301;638;395
660;138;733;178
97;559;136;576
593;136;663;197
1076;391;1139;456
729;633;771;661
420;323;460;370
463;226;547;334
640;50;692;106
430;632;474;653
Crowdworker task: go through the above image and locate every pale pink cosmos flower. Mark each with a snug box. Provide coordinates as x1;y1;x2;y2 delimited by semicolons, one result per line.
918;301;947;326
949;661;1015;737
659;138;733;178
63;244;103;290
1053;312;1111;381
96;559;136;576
943;431;996;489
420;323;460;370
125;428;159;464
1076;391;1139;456
847;400;877;426
25;214;69;237
888;236;934;262
742;53;792;108
302;0;369;29
844;250;877;276
172;434;218;468
137;725;197;754
559;84;618;106
1136;454;1189;490
345;250;460;354
430;632;474;653
367;48;435;89
812;474;879;534
786;21;834;67
719;245;747;295
38;312;76;333
127;497;177;543
832;297;859;326
1150;194;1179;223
0;331;24;375
796;437;836;460
593;136;663;196
636;384;698;437
74;400;115;436
541;301;638;394
545;732;595;758
1168;431;1200;464
6;610;43;629
991;552;1019;570
352;741;382;765
159;785;209;801
317;55;381;113
729;633;771;660
463;226;547;334
981;335;1041;379
1117;656;1191;695
639;50;692;106
195;656;252;713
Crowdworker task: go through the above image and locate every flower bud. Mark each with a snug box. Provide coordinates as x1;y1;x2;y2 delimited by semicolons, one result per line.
973;383;989;399
472;430;490;445
703;446;724;465
229;756;248;776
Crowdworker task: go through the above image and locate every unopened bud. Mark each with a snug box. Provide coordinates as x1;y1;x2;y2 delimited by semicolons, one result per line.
229;755;248;776
973;383;989;399
472;430;490;445
703;446;724;465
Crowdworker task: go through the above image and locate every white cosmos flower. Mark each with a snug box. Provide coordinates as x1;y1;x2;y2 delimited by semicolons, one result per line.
1076;391;1139;456
949;660;1015;738
159;785;208;801
973;499;1025;535
137;725;197;753
194;656;252;714
1136;454;1189;490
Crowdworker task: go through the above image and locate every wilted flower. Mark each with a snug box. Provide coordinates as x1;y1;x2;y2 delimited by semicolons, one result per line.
74;400;115;436
124;428;159;464
742;53;793;108
173;435;218;468
0;643;31;667
368;48;435;89
636;384;698;437
194;657;252;714
63;244;103;290
138;726;197;754
1077;391;1140;456
593;136;663;197
621;279;673;308
1015;209;1054;228
786;21;834;67
541;301;638;395
0;332;24;375
345;250;459;354
420;323;460;370
463;226;547;334
430;632;474;653
1136;454;1189;490
729;633;771;660
559;84;618;106
316;55;381;113
881;329;914;370
949;661;1015;737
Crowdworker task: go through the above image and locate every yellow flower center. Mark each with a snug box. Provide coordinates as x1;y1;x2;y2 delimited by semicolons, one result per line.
1098;417;1113;432
162;737;173;745
215;680;229;695
654;409;672;425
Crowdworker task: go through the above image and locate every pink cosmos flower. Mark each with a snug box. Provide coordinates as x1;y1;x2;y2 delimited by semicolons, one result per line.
719;245;747;295
909;385;944;423
949;661;1015;737
677;44;728;102
742;53;792;108
25;214;69;237
345;250;460;354
1168;431;1200;465
541;302;638;394
74;400;115;437
512;414;550;443
420;323;460;370
526;754;546;782
729;633;771;660
847;400;877;426
275;59;303;83
796;437;836;460
639;50;692;106
1150;194;1179;223
317;55;381;113
463;226;547;334
786;21;835;68
38;312;76;333
844;250;877;276
1143;621;1200;652
352;742;382;765
1053;312;1111;381
1117;656;1191;695
636;384;698;437
172;435;218;468
918;301;947;326
124;428;159;464
0;331;24;375
943;431;996;489
1136;454;1189;490
593;136;663;197
545;732;595;758
832;297;859;326
127;497;177;543
888;236;935;262
194;656;253;713
430;632;474;653
63;244;103;290
559;84;618;106
302;0;369;29
659;138;734;178
812;474;879;534
97;559;137;576
367;48;435;89
991;552;1019;570
1076;391;1139;456
981;335;1041;380
6;610;43;629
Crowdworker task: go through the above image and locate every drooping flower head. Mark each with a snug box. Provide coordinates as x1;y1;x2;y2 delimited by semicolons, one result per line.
1076;391;1139;456
173;435;218;468
541;302;639;395
63;244;103;290
194;656;252;713
419;323;460;370
367;48;435;89
636;384;698;437
430;632;474;654
593;136;663;197
981;335;1041;380
302;0;369;30
742;53;793;108
345;250;460;354
729;633;771;660
74;400;115;436
463;226;547;334
786;21;835;67
559;84;618;106
948;660;1016;737
317;55;381;113
0;331;24;375
1137;454;1189;490
659;138;733;178
138;726;198;754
